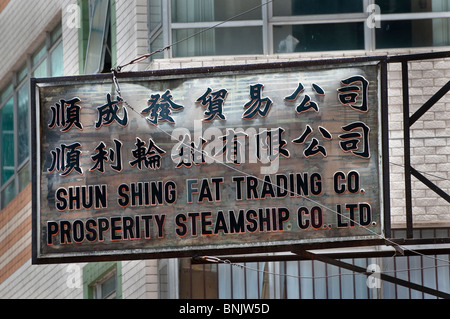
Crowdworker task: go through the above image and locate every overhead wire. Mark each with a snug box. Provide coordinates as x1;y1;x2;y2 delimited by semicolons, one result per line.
109;0;450;282
198;255;450;281
114;0;274;72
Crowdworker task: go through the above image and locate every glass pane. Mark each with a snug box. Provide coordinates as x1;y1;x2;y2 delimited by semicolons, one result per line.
172;26;262;57
376;18;450;49
51;41;64;76
32;44;46;66
408;255;423;299
17;64;28;83
218;263;232;298
340;259;354;299
381;256;395;298
232;265;245;298
150;33;164;59
436;254;450;294
171;0;261;23
51;23;62;44
149;0;162;31
395;256;409;298
1;97;14;185
245;262;260;299
299;260;313;298
18;162;30;191
274;22;364;53
423;255;438;299
84;0;110;74
100;275;116;299
33;59;48;78
285;261;300;298
17;83;29;164
327;264;340;299
273;0;363;16
353;259;368;298
0;83;13;104
1;179;16;208
313;260;327;299
376;0;450;13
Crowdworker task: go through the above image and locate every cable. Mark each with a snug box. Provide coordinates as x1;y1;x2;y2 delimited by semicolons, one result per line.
109;1;450;272
390;161;448;182
113;0;273;72
199;255;450;281
112;66;450;272
113;77;450;270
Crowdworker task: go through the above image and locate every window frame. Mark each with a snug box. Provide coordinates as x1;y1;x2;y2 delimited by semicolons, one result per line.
0;23;62;209
92;269;117;299
83;261;122;299
78;0;116;74
158;258;179;298
149;0;450;58
84;0;111;74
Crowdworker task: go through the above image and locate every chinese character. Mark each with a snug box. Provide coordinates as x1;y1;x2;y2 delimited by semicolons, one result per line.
48;97;83;132
172;135;207;168
95;93;128;128
196;87;228;121
129;137;166;170
215;129;248;164
141;90;184;125
90;139;123;172
337;75;369;112
243;84;273;119
48;142;83;176
255;127;290;163
285;83;324;113
292;125;332;157
339;121;370;158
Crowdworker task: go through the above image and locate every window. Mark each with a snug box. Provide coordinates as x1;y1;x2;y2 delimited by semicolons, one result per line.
162;228;450;299
83;262;122;299
179;258;219;298
79;0;116;74
148;0;450;58
169;0;264;57
272;0;365;53
148;0;165;59
376;0;450;49
92;271;117;299
0;23;62;209
158;258;179;298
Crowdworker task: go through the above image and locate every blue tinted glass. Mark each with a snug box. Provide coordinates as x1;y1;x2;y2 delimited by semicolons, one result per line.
1;97;15;184
17;83;29;164
273;0;363;16
376;18;450;49
51;41;64;76
275;22;364;53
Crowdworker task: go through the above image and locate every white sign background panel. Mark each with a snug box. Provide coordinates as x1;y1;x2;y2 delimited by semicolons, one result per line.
33;61;384;262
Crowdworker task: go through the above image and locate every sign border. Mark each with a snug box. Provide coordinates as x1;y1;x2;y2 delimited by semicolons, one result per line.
31;56;390;264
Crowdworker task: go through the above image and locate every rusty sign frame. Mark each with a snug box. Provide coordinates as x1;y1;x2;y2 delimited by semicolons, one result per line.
31;55;391;264
192;51;450;299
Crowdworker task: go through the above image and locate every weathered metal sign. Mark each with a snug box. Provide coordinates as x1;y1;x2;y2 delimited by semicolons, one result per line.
32;60;388;263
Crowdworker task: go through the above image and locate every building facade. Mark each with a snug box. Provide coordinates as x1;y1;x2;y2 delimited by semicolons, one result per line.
0;0;449;299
